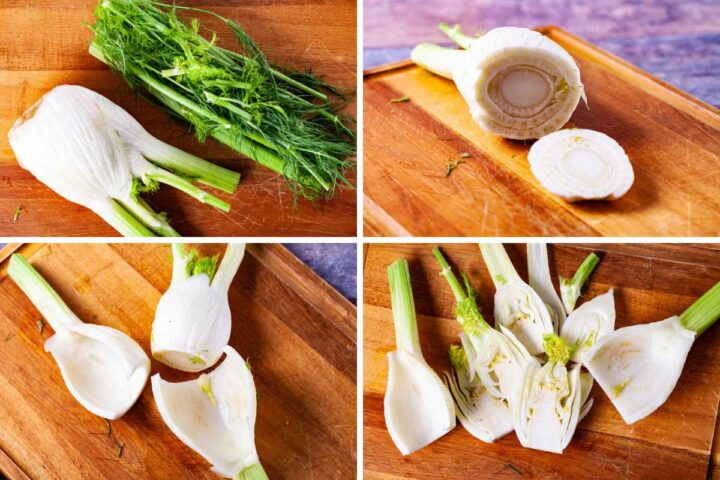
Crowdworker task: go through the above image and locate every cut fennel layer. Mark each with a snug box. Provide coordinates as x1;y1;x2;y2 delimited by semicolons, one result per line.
384;259;455;455
7;254;149;419
528;129;634;202
152;346;266;479
7;85;240;237
411;26;584;140
152;243;246;372
560;289;615;363
527;243;566;332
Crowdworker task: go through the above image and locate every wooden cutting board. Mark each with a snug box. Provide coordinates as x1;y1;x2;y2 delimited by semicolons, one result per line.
364;243;720;479
0;243;356;479
0;0;357;237
363;27;720;237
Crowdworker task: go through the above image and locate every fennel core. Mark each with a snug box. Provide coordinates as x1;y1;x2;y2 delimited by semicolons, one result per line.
89;0;355;201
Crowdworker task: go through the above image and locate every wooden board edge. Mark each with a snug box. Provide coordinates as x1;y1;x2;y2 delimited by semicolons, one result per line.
247;244;357;345
0;448;31;480
0;244;22;265
363;195;413;237
361;26;720;128
0;244;45;278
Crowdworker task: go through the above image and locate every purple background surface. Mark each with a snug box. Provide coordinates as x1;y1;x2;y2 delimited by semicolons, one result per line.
364;0;720;107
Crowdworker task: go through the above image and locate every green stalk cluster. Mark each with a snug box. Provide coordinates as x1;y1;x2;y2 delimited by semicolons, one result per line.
90;0;355;201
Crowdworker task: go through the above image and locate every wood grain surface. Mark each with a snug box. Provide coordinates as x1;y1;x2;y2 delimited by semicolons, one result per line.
0;243;357;479
0;0;357;237
363;27;720;237
364;243;720;479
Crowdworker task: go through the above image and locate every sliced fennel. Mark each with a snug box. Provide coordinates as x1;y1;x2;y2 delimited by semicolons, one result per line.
432;247;529;442
527;243;565;332
514;334;594;454
7;254;150;419
152;346;267;479
529;128;635;201
584;282;720;424
560;289;615;363
7;85;240;237
384;259;455;455
152;243;246;372
411;25;584;140
560;252;600;314
479;243;554;355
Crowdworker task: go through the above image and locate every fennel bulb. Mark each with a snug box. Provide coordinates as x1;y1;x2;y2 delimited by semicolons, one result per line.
7;254;149;420
384;259;456;455
527;243;566;332
411;25;584;140
560;252;600;314
584;281;720;424
152;243;246;372
514;335;594;454
529;129;635;201
152;346;267;479
560;289;615;363
479;243;554;355
7;85;240;237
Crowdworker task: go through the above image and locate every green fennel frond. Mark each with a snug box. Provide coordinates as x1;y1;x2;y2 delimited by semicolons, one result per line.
185;251;220;280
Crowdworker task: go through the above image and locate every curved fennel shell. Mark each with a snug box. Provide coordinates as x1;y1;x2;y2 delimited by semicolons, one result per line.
384;350;456;455
528;129;634;201
494;280;555;355
560;289;616;363
46;323;150;420
584;316;695;424
527;243;566;332
454;27;584;140
152;346;259;478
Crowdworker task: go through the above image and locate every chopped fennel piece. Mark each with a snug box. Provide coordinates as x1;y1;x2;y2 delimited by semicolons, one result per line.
7;254;150;420
411;25;584;140
584;281;720;424
444;345;514;442
528;129;634;201
384;259;456;455
7;85;240;237
432;247;530;441
152;243;246;372
527;243;565;332
152;346;267;479
513;334;593;454
560;252;600;314
479;243;554;355
560;289;615;363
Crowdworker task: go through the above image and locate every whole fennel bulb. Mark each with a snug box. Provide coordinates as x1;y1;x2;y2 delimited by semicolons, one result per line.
412;25;584;140
7;85;240;237
152;243;246;372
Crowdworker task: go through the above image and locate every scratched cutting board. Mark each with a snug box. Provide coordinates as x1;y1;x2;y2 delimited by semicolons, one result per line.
364;243;720;479
0;243;356;479
363;27;720;237
0;0;356;237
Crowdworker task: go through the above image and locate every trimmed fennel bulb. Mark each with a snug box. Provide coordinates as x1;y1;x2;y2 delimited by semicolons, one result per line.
384;259;456;455
479;243;554;355
7;85;240;237
7;254;149;420
514;335;594;454
152;243;246;372
432;247;530;442
152;346;267;479
528;129;634;201
560;252;600;314
411;25;584;139
584;282;720;424
527;243;565;332
560;289;615;363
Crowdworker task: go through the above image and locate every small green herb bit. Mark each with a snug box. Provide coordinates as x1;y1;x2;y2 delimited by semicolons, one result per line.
12;205;22;223
36;319;44;334
390;96;410;103
445;159;464;176
90;0;355;201
459;152;470;158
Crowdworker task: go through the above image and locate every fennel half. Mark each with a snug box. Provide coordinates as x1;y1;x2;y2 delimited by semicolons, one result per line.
152;346;267;479
433;247;530;442
384;259;456;455
8;85;240;237
152;243;246;372
479;243;554;355
7;254;150;419
411;25;584;140
584;281;720;424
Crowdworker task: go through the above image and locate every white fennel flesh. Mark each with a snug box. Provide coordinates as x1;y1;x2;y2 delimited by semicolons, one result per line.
527;243;566;332
560;289;615;363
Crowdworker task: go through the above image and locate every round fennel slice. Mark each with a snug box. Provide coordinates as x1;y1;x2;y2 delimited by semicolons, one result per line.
528;128;634;201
